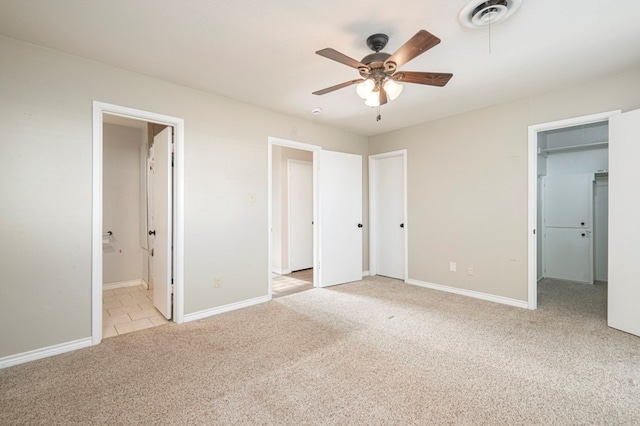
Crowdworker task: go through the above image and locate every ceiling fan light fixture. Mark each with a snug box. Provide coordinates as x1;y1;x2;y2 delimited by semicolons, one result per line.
383;79;403;101
356;78;375;99
312;29;453;118
364;91;380;107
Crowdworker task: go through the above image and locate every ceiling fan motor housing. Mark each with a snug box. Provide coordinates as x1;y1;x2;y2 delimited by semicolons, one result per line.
360;35;397;78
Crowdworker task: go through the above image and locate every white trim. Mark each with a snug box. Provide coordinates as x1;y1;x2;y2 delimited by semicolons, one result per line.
183;295;270;323
368;150;408;280
103;279;146;291
271;268;292;276
527;110;621;310
406;279;528;309
268;137;321;300
0;338;92;369
93;101;185;347
362;270;370;277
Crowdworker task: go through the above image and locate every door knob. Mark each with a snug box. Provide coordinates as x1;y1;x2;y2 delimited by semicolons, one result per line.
581;233;586;237
357;223;363;228
400;223;405;228
581;222;585;226
148;230;156;236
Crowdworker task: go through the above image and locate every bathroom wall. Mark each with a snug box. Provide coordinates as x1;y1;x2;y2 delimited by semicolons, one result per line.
103;123;146;285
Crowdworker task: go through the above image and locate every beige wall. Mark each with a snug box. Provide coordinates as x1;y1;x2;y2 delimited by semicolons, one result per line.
1;30;637;360
369;69;640;302
0;36;367;358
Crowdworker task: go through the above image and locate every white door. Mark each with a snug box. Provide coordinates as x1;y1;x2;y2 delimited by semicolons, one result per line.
318;150;362;287
149;127;172;319
608;109;640;337
543;174;593;283
372;154;405;279
289;160;313;271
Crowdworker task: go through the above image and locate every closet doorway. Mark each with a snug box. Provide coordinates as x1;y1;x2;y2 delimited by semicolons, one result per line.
369;150;407;280
527;110;618;310
92;101;185;345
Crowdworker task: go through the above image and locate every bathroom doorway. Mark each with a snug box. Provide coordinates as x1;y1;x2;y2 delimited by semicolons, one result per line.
92;101;185;344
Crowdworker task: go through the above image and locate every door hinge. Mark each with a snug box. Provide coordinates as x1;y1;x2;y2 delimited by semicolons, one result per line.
171;284;175;294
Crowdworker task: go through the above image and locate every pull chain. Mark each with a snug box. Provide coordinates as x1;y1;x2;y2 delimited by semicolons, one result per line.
488;14;493;54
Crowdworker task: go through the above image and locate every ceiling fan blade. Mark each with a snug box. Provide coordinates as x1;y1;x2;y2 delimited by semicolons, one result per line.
379;89;388;106
312;79;364;96
316;48;368;70
385;30;441;69
394;71;453;87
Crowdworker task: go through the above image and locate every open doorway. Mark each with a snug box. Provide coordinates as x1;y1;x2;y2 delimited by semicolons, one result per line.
270;143;316;298
268;136;364;296
92;101;185;345
101;115;171;337
527;110;619;310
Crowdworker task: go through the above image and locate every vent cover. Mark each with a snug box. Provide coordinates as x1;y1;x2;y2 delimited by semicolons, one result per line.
459;0;524;28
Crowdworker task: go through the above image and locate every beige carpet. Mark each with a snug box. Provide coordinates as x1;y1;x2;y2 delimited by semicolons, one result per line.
2;276;639;425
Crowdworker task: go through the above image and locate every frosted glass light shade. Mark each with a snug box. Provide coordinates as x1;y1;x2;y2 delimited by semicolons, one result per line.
356;79;375;99
364;91;380;107
383;79;403;101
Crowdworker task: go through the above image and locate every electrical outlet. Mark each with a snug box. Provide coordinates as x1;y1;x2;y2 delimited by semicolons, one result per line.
466;266;475;276
449;262;457;272
214;277;223;288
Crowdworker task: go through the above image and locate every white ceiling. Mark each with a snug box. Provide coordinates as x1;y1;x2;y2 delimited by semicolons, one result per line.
1;0;639;136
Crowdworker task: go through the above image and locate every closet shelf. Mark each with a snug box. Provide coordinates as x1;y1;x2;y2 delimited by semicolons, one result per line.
538;141;608;156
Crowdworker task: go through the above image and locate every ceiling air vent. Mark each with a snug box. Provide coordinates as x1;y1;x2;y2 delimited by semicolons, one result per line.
459;0;524;28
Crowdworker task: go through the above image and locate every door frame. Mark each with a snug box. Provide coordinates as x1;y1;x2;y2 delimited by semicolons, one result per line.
268;137;320;298
92;101;185;344
368;150;408;279
287;159;314;272
527;110;620;309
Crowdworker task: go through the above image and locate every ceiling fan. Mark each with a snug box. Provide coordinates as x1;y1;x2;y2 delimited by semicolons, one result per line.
313;30;453;112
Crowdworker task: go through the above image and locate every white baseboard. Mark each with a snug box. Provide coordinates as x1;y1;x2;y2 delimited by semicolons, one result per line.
183;295;270;323
406;278;528;309
103;279;146;291
271;268;292;276
0;337;93;369
362;270;370;277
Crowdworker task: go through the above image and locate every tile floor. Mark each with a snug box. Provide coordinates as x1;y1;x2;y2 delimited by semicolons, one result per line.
272;268;314;298
102;285;169;338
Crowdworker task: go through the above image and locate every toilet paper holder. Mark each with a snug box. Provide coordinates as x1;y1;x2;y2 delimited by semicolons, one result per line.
102;231;113;244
